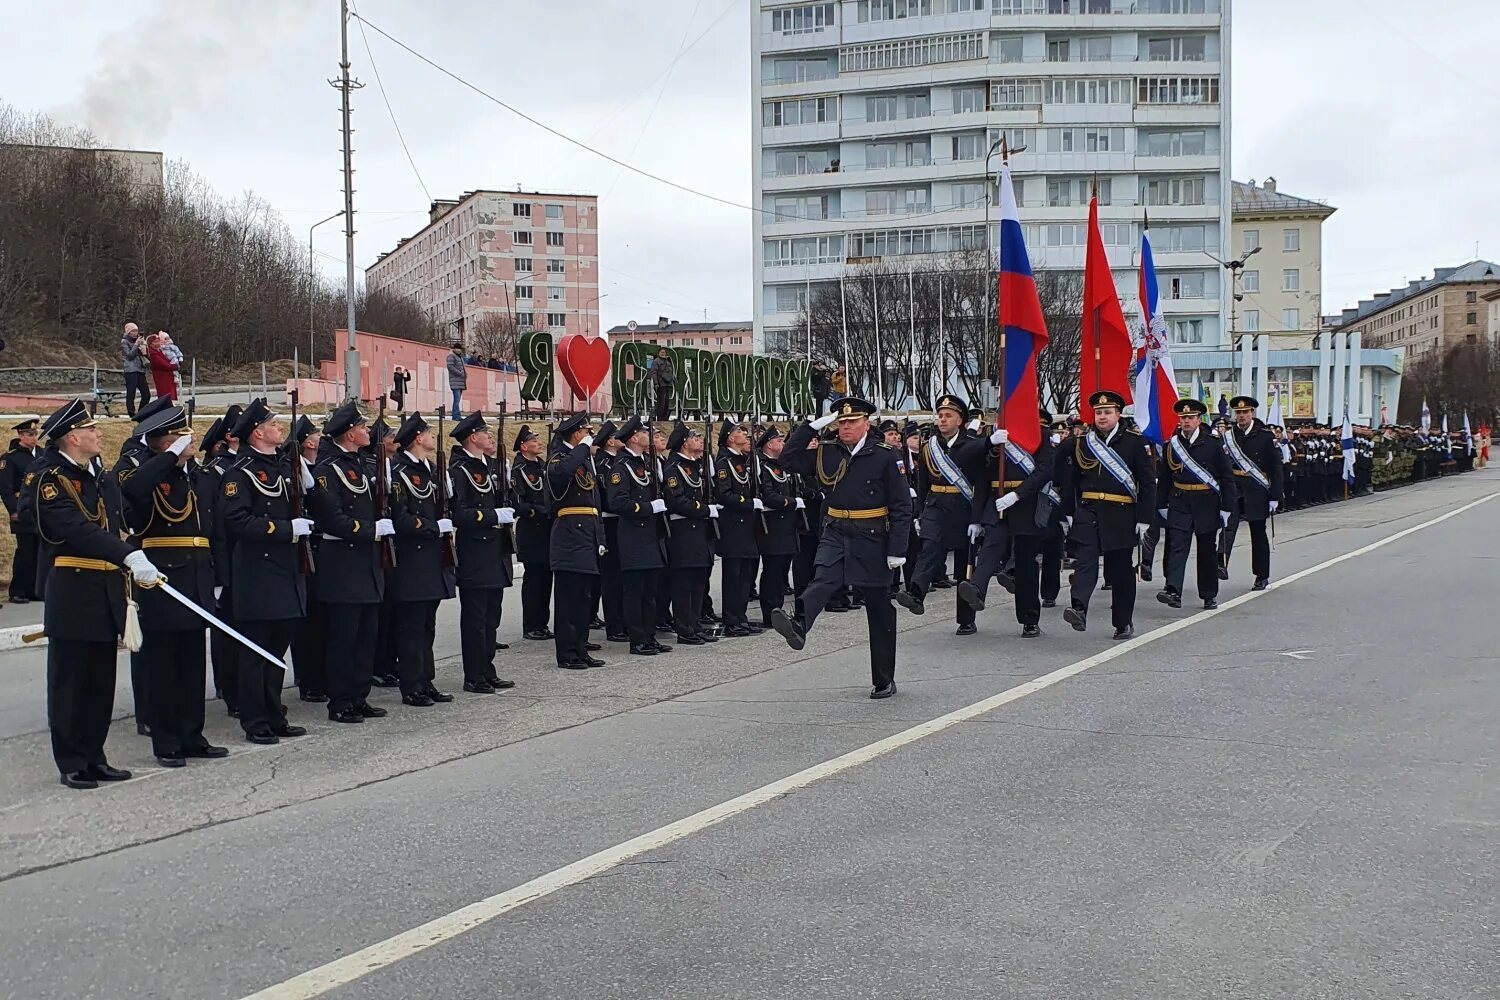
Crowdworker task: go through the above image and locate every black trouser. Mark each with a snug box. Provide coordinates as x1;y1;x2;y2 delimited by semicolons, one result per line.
1165;527;1219;601
553;571;595;664
129;651;150;733
9;530;37;600
1040;534;1062;602
141;628;209;757
656;569;673;626
47;637;118;774
793;536;817;615
211;594;241;710
801;568;897;690
237;620;295;735
124;371;150;416
520;561;551;632
720;556;757;627
394;600;439;695
459;586;504;682
373;587;398;679
972;528;1043;627
1069;539;1137;631
672;566;708;637
1220;516;1272;581
621;568;661;647
654;384;673;422
758;553;793;623
1139;520;1162;575
291;599;327;696
325;602;379;714
601;552;625;636
911;537;976;626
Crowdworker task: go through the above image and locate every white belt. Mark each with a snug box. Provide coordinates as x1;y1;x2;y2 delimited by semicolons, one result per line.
668;514;687;521
601;511;619;519
318;533;343;542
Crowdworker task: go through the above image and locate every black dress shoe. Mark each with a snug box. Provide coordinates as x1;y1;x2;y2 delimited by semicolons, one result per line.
1157;590;1181;609
676;633;706;646
371;674;400;688
606;631;631;643
870;682;897;699
402;692;435;707
589;616;606;629
702;612;723;624
696;631;719;643
10;595;29;605
629;644;658;656
1021;624;1041;639
1203;599;1219;610
355;702;388;718
328;708;365;723
932;578;953;590
1217;558;1230;581
60;771;99;790
742;622;765;634
585;641;603;652
1139;565;1153;582
1252;577;1269;591
557;660;589;670
956;580;986;611
1041;598;1057;608
656;622;675;633
770;609;805;651
1063;606;1087;632
723;624;752;638
995;571;1016;595
583;656;607;668
1112;624;1135;641
463;680;497;693
955;623;977;636
826;602;851;613
226;704;241;717
493;641;510;651
299;690;329;703
423;685;454;703
894;590;925;615
651;641;673;653
524;629;554;641
136;722;152;737
155;754;186;768
486;676;517;690
183;744;230;758
247;729;280;745
89;763;132;782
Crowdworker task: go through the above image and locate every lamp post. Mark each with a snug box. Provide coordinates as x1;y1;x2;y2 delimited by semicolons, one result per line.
583;292;608;337
308;210;346;381
1206;244;1262;352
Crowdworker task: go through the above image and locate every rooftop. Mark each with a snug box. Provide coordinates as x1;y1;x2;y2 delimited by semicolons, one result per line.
607;319;752;336
1232;178;1336;219
1336;260;1500;327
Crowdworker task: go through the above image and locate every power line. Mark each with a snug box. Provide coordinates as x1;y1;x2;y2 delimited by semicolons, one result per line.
351;1;432;204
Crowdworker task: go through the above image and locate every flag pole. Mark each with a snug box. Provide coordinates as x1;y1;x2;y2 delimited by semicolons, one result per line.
995;139;1011;504
1091;176;1102;406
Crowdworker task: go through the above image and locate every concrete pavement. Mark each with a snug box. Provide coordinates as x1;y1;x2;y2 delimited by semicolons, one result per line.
0;470;1495;999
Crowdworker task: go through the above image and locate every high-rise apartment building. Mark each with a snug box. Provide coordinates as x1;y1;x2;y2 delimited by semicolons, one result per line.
751;0;1231;355
366;190;600;345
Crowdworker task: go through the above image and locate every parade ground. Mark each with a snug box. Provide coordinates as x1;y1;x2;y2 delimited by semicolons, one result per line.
1;469;1495;999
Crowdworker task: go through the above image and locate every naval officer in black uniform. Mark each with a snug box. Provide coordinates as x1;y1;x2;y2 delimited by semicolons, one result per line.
548;413;606;670
1156;398;1236;610
388;413;457;706
770;397;913;699
753;425;802;627
1218;395;1283;590
510;425;554;641
1;417;43;603
605;416;673;656
448;411;517;692
661;422;718;646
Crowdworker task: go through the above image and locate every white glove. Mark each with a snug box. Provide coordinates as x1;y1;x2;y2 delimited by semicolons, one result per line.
123;550;161;586
886;556;906;570
996;493;1019;513
445;472;454;494
1062;516;1073;532
495;507;516;525
989;428;1009;445
580;435;594;448
1158;508;1169;522
707;504;720;519
167;434;193;456
967;523;982;544
752;498;766;511
1220;511;1231;527
650;498;667;514
300;457;316;490
1269;500;1280;513
1135;522;1148;539
375;518;395;539
794;497;806;509
909;487;918;498
598;545;607;557
913;519;921;534
291;517;314;538
437;517;455;534
214;585;223;601
810;412;837;431
966;418;981;432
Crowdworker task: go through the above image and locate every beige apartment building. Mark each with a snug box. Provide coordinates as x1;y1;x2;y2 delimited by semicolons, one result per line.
1229;178;1335;348
1335;260;1500;361
605;318;754;355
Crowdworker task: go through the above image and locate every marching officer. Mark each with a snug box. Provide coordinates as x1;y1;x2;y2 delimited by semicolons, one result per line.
510;425;554;641
31;400;163;788
652;426;677;633
604;416;673;656
119;403;228;767
1156;398;1236;611
1059;390;1157;641
1218;395;1283;590
1;418;42;603
219;399;310;745
713;421;763;638
388;413;457;706
771;398;913;699
661;422;718;646
448;411;517;692
548;414;605;669
959;407;1055;638
753;425;802;627
306;400;392;724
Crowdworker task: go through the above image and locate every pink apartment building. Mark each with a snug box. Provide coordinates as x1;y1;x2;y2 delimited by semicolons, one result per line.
605;318;754;354
365;189;601;345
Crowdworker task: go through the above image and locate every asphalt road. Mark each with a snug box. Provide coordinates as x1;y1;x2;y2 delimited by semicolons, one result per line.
0;470;1496;1000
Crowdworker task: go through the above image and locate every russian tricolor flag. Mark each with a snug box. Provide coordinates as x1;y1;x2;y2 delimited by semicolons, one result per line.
1131;222;1178;445
997;163;1048;453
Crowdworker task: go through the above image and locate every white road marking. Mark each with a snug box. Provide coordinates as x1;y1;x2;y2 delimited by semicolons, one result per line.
239;491;1498;1000
1282;650;1315;660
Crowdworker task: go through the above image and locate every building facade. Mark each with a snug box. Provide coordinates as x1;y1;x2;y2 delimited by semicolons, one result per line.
1228;177;1334;348
1335;261;1500;362
751;0;1231;355
604;318;755;354
365;190;601;346
1;143;164;195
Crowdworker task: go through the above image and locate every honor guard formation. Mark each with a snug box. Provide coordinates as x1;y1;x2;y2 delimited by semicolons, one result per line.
16;391;1477;789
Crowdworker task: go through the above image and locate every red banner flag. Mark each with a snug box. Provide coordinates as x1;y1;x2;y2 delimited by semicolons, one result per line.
1078;194;1134;422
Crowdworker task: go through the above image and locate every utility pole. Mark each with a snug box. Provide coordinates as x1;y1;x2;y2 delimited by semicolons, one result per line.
332;0;365;402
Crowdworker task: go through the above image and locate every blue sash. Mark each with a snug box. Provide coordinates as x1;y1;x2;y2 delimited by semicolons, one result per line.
1224;428;1271;490
1169;435;1220;494
927;437;974;503
1084;430;1137;500
1004;441;1060;506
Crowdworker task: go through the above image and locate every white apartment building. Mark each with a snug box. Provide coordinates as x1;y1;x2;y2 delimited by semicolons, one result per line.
751;0;1232;356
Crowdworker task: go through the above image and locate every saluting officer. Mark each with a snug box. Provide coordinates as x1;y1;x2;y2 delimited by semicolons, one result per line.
753;425;802;627
1059;390;1157;641
712;421;762;638
510;425;554;641
605;416;673;656
1;418;43;604
447;412;517;693
959;407;1055;638
771;398;913;699
548;414;605;670
119;403;228;767
307;400;393;724
1218;395;1283;590
219;399;310;745
1156;398;1236;611
661;422;718;646
31;400;163;788
388;413;457;706
287;415;328;704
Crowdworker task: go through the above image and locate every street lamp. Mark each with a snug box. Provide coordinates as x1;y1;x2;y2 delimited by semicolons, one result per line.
1206;244;1262;352
309;210;346;382
584;293;609;337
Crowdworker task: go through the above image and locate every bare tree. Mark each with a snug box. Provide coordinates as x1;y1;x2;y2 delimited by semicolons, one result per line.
467;311;522;364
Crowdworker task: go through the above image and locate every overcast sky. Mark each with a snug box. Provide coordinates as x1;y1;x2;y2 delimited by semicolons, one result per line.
4;0;1498;331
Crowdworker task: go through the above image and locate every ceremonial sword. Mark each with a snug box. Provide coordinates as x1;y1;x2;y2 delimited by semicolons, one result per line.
147;579;290;671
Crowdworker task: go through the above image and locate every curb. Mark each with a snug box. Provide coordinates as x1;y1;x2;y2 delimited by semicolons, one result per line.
0;623;44;651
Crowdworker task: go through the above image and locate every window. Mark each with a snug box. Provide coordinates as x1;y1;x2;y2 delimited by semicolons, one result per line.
764;235;843;266
856;0;983;22
1046;127;1125;153
1282;269;1300;292
1242;270;1259;293
1047;38;1069;62
1153;224;1209;253
513;257;533;274
1169;319;1203;345
1242;229;1260;254
547;259;565;274
1466;290;1478;303
951;133;986;161
952;85;987;114
730;336;744;345
839;32;985;72
548;288;565;303
951;182;986;208
772;3;834;34
763;96;838;126
775;286;809;312
864;139;930;169
546;231;565;247
515;285;533;300
1139;130;1208;157
771;58;834;84
1039;222;1133;247
1047;78;1131;105
865;93;928;123
773;149;834;176
1136;76;1220;105
1169;272;1206;299
516;312;534;328
1147;36;1206;62
1283;308;1300;329
773;194;831;221
1048;177;1109;207
1143;176;1205;206
991;78;1043;109
994;36;1023;64
1243;309;1260;332
513;230;533;246
513;202;532;217
548;313;567;330
546;204;564;219
1468;311;1479;325
1279;227;1301;252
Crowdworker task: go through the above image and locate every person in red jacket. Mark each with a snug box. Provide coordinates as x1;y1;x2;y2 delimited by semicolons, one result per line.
146;332;178;401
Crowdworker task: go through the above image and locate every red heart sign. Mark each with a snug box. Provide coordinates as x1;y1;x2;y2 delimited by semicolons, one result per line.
557;333;610;400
